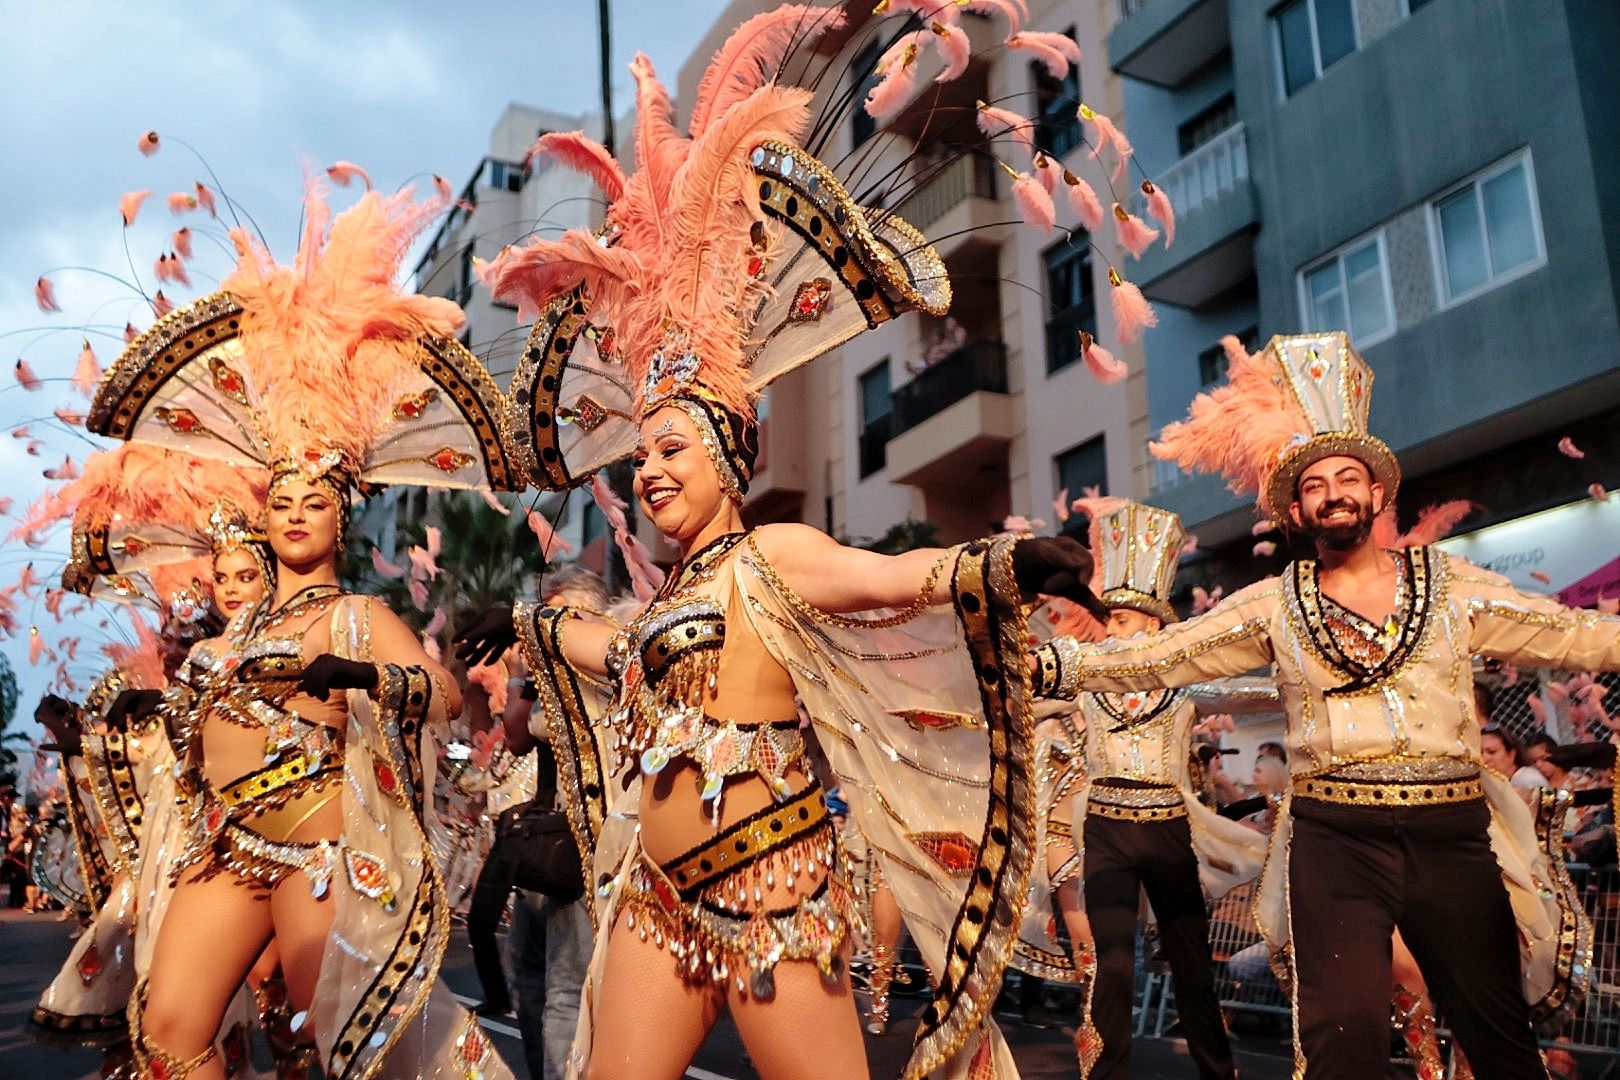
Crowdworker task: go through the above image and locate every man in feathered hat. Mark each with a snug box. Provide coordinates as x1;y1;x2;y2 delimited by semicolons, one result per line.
1028;500;1270;1079
1038;332;1620;1079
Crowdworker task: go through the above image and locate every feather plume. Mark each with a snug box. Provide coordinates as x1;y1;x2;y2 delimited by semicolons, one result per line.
1006;164;1056;232
1142;180;1175;249
167;192;198;214
101;617;169;689
172;227;193;259
1078;330;1126;384
432;174;453;200
931;21;972;81
1080;105;1133;182
1108;270;1156;343
478;489;512;516
1062;169;1104;233
194;183;217;217
371;546;408;579
1113;203;1160;259
1558;437;1584;459
465;664;508;718
18;565;44;598
13;443;267;545
627;52;686;252
42;457;80;481
124;322;140;343
1151;335;1310;509
326;161;373;189
53;407;84;427
526;508;574;559
154;253;191;287
1032;152;1058;196
865;35;923;121
138;131;160;156
407;545;439;581
961;0;1025;29
526;131;627;201
14;359;41;390
152;291;174;317
688;5;843;136
480;233;643;323
976;101;1036;156
34;276;60;313
1397;501;1477;547
120;190;151;226
1052;486;1069;522
1007;31;1080;78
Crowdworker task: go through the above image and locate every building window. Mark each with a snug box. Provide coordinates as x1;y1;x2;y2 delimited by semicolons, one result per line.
850;39;884;150
1429;151;1545;307
1043;239;1095;375
486;160;526;193
1300;233;1394;347
1274;0;1357;97
1032;28;1082;157
1056;436;1108;498
857;361;892;479
1177;94;1237;157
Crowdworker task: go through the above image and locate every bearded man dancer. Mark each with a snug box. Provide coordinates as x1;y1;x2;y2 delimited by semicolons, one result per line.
1037;333;1616;1079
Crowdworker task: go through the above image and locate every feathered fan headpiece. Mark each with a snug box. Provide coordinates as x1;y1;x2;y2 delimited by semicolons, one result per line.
15;443;271;618
88;183;520;506
485;4;953;497
1151;331;1400;526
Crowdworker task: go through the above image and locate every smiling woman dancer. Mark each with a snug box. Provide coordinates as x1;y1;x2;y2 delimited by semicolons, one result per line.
87;182;522;1080
453;9;1104;1079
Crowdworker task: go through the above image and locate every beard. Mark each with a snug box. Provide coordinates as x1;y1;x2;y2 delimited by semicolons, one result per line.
1302;496;1376;551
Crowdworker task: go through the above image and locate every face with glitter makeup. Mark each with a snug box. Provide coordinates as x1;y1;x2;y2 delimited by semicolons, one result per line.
267;478;343;570
211;548;267;616
633;406;729;546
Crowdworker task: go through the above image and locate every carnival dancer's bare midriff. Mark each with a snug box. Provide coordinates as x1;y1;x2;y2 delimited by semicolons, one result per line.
637;612;822;909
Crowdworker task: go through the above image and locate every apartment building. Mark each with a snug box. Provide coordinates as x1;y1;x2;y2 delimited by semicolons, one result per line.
674;0;1154;547
1118;0;1620;598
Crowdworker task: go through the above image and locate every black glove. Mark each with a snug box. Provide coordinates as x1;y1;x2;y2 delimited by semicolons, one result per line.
454;604;516;667
35;695;80;756
106;689;164;732
298;654;380;701
1011;536;1109;621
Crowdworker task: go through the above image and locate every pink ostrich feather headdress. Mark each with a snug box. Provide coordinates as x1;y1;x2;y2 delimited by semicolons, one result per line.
221;183;465;476
483;5;844;422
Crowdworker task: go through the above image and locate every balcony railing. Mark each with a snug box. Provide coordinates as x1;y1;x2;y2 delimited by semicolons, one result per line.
858;415;891;479
897;153;999;232
889;341;1008;437
1149;123;1248;219
1119;0;1151;15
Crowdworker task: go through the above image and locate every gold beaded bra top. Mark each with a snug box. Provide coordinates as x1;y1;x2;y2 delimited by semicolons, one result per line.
201;585;347;774
604;531;805;822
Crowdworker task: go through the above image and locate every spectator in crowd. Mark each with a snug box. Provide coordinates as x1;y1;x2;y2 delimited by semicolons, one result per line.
1196;744;1244;809
1522;731;1558;771
1257;741;1287;764
498;564;612;1080
1479;725;1550;791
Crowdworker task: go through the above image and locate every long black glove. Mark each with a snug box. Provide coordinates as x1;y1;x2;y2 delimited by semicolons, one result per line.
298;654;380;701
454;604;516;667
35;695;81;756
106;689;164;732
1011;536;1110;622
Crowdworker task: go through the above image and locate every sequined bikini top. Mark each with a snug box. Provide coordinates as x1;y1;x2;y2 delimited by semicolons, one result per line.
604;531;805;820
202;632;338;769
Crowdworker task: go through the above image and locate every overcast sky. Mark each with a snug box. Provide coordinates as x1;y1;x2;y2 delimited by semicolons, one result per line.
0;0;732;757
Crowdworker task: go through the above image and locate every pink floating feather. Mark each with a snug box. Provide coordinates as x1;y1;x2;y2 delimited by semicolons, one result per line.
14;359;41;390
961;0;1025;30
432;175;453;200
1558;437;1585;459
526;509;575;558
172;227;193;259
1007;31;1080;78
1180;534;1199;556
1062;170;1104;233
52;407;84;427
194;182;217;217
1530;570;1553;585
24;440;42;456
28;627;45;666
1052;486;1070;523
465;666;509;720
1395;501;1477;546
44;589;64;620
1599;596;1620;615
152;291;174;317
9;426;27;439
43;456;80;481
478;489;512;516
34;276;60;313
120;190;151;227
0;498;12;515
1080;106;1134;182
1078;330;1126;384
424;606;447;637
123;322;139;343
1113;203;1160;259
1009;167;1056;233
1591;483;1610;503
138;131;160;156
18;565;43;597
525;131;628;201
407;577;429;610
167;192;198;214
931;21;972;81
326;161;373;189
1253;540;1277;557
407;544;440;581
975;101;1036;156
1032;152;1058;196
370;547;408;579
425;525;442;559
1142;180;1176;249
1251;519;1277;537
865;35;924;121
1108;270;1157;344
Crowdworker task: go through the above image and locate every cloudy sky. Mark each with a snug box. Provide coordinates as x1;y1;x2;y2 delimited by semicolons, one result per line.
0;0;732;753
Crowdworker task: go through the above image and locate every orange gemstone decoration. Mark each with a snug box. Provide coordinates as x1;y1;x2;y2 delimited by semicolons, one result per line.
910;831;979;876
426;446;475;473
155;406;202;434
76;946;102;984
208;357;247;402
393;388;440;420
374;760;399;796
115;535;149;556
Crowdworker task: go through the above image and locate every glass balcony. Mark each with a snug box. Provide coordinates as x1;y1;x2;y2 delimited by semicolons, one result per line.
889;341;1009;437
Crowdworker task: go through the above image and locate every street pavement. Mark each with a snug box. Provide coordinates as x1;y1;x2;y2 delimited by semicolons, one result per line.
1;907;1308;1079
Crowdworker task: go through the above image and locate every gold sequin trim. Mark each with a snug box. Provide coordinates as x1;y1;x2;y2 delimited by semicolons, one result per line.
1291;774;1482;807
